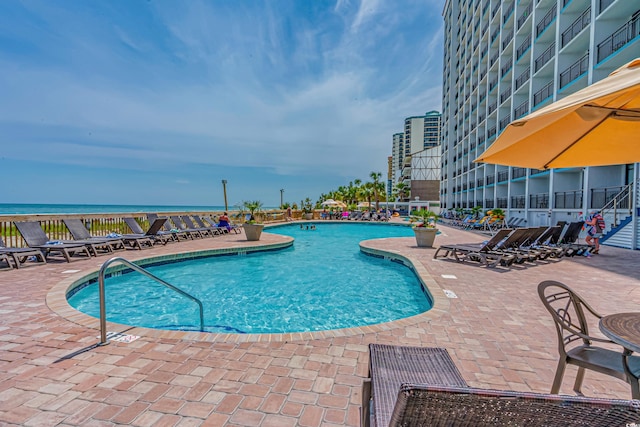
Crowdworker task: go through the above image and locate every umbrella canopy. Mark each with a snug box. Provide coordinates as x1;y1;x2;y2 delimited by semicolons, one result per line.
357;202;372;208
321;199;346;208
474;58;640;169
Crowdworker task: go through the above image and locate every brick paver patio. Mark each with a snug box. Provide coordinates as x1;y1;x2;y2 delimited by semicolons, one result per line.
1;221;639;426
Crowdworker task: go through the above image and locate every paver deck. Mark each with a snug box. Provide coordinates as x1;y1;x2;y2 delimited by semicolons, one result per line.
1;221;639;426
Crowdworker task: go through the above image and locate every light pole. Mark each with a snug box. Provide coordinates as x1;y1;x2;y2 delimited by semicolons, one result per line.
280;189;284;208
221;180;228;212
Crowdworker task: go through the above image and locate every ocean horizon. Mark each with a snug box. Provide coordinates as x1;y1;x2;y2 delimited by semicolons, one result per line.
0;203;280;215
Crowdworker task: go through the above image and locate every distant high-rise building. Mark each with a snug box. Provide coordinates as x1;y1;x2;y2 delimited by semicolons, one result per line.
441;0;639;249
390;112;442;202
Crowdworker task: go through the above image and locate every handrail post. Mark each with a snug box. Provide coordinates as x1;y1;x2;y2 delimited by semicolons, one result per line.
97;256;205;346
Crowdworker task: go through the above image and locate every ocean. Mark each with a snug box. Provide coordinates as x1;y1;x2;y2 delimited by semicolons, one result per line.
0;203;278;215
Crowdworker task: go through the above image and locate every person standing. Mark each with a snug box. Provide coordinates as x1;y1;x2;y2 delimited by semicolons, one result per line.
585;210;605;254
286;207;293;221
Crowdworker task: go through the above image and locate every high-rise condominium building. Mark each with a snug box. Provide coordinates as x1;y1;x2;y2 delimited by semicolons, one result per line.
441;0;639;249
390;111;442;202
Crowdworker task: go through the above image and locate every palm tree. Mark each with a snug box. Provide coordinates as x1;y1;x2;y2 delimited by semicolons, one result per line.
369;172;382;210
394;182;409;202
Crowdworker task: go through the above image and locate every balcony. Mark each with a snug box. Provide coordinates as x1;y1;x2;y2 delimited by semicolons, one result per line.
533;81;553;107
514;100;529;119
597;13;640;63
598;0;614;14
497;197;508;208
535;42;556;73
486;174;495;185
501;58;513;77
529;193;549;209
517;2;533;29
516;34;531;60
484;199;495;208
515;66;530;90
555;190;583;209
477;178;484;187
511;195;526;209
499;116;511;130
497;170;509;182
561;7;590;48
500;86;512;103
512;167;526;179
536;3;557;37
488;101;497;115
502;28;514;50
559;53;589;89
591;186;628;209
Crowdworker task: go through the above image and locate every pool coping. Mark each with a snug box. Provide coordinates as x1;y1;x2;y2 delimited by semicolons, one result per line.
46;230;449;343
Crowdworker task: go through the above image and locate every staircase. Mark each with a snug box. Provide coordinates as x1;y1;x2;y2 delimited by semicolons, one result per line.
599;182;635;249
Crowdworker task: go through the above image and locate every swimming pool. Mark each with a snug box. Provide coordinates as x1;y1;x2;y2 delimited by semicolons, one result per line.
67;222;433;334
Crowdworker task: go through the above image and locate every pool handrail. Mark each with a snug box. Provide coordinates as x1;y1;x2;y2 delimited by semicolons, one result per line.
97;256;205;344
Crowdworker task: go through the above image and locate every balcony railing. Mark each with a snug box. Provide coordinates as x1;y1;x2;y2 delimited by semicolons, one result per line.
514;100;529;118
515;66;531;90
530;168;547;175
534;81;554;107
501;57;513;77
503;2;514;24
500;86;512;103
477;178;485;187
485;199;495;208
562;7;591;48
502;28;514;50
529;193;549;209
555;190;583;209
517;2;533;29
535;42;555;72
516;34;531;60
488;101;497;114
559;53;589;89
536;3;557;37
591;186;628;209
497;170;509;182
512;167;526;179
597;13;640;63
486;174;495;185
511;195;526;208
497;197;508;208
488;126;497;137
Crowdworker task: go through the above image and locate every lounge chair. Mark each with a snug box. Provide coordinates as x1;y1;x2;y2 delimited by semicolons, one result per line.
559;221;592;256
13;221;92;262
62;219;126;253
433;228;515;267
0;237;47;269
169;216;204;239
181;216;216;238
204;216;242;234
362;343;640;427
192;215;225;235
146;213;184;242
122;218;168;249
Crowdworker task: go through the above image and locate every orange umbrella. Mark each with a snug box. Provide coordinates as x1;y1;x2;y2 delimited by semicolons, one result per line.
474;58;640;169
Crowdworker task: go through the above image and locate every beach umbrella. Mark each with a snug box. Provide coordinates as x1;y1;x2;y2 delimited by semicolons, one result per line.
474;58;640;169
321;199;346;208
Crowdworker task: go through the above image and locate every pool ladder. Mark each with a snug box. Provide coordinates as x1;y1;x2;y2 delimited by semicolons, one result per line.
98;257;205;345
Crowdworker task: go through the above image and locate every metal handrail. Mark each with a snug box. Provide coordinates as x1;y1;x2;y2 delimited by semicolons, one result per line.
599;182;634;228
98;257;204;344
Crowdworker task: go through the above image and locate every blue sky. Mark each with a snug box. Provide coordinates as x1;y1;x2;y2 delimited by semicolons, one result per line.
0;0;445;208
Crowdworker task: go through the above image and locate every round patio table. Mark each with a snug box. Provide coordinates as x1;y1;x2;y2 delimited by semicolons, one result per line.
599;312;640;399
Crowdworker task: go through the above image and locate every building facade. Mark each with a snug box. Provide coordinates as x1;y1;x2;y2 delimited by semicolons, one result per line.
441;0;639;249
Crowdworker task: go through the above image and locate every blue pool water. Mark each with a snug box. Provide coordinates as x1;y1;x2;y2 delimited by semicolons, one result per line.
68;223;432;334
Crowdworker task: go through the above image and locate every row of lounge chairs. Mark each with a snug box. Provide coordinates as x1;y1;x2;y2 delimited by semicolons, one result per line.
1;214;242;269
433;221;591;268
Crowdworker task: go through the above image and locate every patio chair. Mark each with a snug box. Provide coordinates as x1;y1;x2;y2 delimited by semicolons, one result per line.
387;384;640;426
62;219;126;253
0;236;47;269
13;221;92;262
203;216;242;234
361;344;468;427
538;281;640;397
122;218;166;249
433;228;515;267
